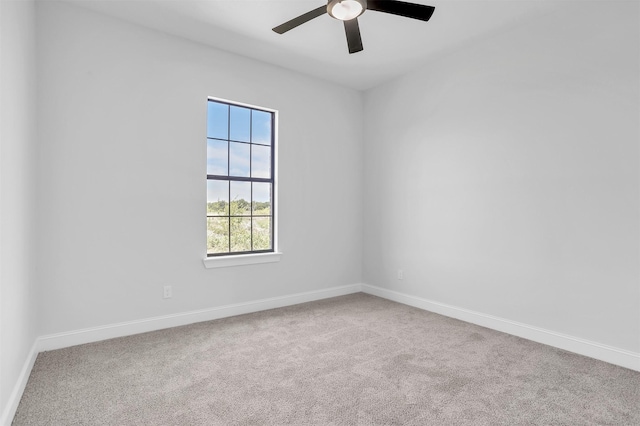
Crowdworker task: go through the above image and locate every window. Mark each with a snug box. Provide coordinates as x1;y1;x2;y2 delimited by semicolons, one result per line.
206;99;276;258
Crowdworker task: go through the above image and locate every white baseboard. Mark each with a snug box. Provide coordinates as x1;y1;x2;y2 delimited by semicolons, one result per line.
37;283;363;352
361;284;640;372
1;340;39;426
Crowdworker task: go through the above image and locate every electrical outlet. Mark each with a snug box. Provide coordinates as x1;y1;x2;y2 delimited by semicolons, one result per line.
163;285;172;299
397;269;404;280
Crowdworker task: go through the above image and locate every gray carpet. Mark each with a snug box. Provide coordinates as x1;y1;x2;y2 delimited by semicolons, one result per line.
13;293;640;425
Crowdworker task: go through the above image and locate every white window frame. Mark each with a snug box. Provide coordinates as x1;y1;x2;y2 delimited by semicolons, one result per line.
203;97;281;269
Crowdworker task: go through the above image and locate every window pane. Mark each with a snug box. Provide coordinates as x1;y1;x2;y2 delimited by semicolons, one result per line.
207;102;228;140
207;100;275;258
252;182;271;215
207;139;228;176
207;180;229;215
252;217;271;251
207;217;229;254
230;106;250;142
230;181;251;216
230;217;251;252
251;144;271;179
229;142;250;177
252;110;272;145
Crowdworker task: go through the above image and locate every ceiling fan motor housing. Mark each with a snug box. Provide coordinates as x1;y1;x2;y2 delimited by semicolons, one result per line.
327;0;367;21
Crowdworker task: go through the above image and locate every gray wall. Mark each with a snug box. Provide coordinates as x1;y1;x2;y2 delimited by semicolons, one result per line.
0;0;38;419
363;1;639;352
35;1;363;335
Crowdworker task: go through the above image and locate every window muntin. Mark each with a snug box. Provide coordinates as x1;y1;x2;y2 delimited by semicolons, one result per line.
206;99;275;256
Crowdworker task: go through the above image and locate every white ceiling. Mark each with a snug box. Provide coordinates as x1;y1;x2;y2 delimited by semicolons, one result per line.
64;0;564;90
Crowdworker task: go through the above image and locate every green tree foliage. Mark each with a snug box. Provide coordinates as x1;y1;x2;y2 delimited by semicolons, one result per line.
207;199;271;254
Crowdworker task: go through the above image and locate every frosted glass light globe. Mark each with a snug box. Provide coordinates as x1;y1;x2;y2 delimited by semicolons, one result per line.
328;0;365;21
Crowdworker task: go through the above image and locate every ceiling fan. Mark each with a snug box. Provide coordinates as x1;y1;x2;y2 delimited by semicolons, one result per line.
272;0;435;54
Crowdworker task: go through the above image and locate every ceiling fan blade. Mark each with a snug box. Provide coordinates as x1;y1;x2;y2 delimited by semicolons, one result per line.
344;18;364;54
272;5;327;34
367;0;435;21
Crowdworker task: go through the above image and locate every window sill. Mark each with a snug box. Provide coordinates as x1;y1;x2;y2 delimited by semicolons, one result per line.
202;252;282;269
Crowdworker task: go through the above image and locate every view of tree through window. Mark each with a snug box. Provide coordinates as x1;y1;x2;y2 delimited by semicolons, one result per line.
206;99;275;256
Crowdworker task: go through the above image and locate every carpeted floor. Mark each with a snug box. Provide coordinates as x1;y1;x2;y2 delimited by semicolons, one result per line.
13;293;640;425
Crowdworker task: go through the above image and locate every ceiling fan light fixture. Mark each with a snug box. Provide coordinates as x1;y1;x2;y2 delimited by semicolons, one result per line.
327;0;366;21
272;0;435;54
